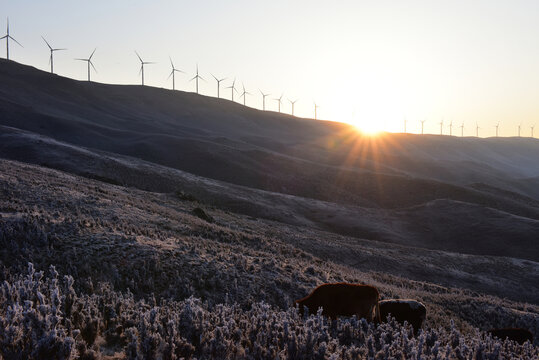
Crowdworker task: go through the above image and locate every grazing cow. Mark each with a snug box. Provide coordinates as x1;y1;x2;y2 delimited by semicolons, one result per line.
379;299;426;335
488;328;533;345
295;283;380;322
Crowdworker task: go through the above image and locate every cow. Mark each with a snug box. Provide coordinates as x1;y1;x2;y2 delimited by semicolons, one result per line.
488;328;533;345
295;283;380;322
378;299;426;335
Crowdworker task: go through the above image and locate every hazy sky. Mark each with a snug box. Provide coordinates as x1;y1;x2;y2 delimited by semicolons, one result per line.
2;0;539;137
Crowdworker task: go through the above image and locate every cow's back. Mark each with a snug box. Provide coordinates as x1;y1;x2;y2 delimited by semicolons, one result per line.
488;328;533;345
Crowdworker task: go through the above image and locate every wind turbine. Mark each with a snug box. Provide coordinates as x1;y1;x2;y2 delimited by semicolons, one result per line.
211;74;226;98
168;57;184;90
240;83;250;106
75;48;97;82
518;123;521;137
273;93;284;112
495;123;499;137
449;120;453;136
314;102;320;120
460;122;464;137
420;119;426;134
42;36;66;74
476;122;480;137
1;18;22;60
404;117;407;133
225;78;238;102
439;118;444;135
259;90;270;110
190;63;204;94
289;99;298;116
135;51;155;86
532;125;535;138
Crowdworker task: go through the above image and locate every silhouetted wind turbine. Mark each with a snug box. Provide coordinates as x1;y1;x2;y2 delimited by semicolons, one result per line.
495;123;499;137
460;122;464;137
532;125;535;138
240;83;250;106
135;51;155;86
439;118;444;135
273;93;283;112
212;74;226;98
314;102;320;120
168;58;184;90
420;119;426;134
1;18;22;60
289;99;298;116
225;78;238;102
449;120;453;136
404;117;407;133
75;48;97;82
259;90;270;110
518;123;521;137
190;63;204;94
476;122;480;137
42;36;66;74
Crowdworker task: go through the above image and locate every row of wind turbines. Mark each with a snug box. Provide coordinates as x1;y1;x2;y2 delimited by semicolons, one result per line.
1;18;537;137
0;19;313;118
406;118;535;137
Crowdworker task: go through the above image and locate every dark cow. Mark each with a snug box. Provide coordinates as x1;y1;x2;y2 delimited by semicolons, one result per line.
488;328;533;345
295;283;380;322
379;299;426;335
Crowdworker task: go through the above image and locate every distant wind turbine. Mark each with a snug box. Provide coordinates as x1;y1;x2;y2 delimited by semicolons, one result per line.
75;48;97;82
449;120;453;136
476;122;480;137
1;18;22;60
189;63;205;94
225;78;238;102
314;102;320;120
420;119;426;135
42;36;66;74
518;123;521;137
240;83;250;106
532;125;535;138
289;99;298;116
167;57;184;90
259;90;270;110
273;93;284;112
211;74;226;98
495;123;499;137
135;51;155;86
439;118;444;135
460;122;464;137
404;117;407;133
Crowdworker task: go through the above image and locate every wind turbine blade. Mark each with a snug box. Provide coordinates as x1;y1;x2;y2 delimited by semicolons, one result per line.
211;73;218;81
89;48;96;59
169;57;174;68
90;61;97;73
135;51;143;63
139;66;143;75
54;48;67;51
174;69;185;73
74;58;86;61
0;35;7;40
189;75;197;82
42;36;52;50
145;62;156;65
167;70;173;80
10;36;23;47
199;75;206;82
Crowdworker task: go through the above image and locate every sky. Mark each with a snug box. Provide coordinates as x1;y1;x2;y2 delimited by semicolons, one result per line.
1;0;539;137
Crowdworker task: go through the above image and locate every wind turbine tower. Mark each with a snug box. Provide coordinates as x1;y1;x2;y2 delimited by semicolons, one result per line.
518;124;521;137
42;37;66;74
420;119;426;134
274;93;283;112
259;90;270;110
449;120;453;136
532;125;535;138
439;118;444;135
190;64;204;94
240;83;250;106
75;48;97;82
1;18;22;60
168;58;184;90
495;123;499;137
314;102;320;120
225;78;238;101
212;74;226;98
404;117;407;133
135;51;155;86
289;99;298;116
476;123;480;137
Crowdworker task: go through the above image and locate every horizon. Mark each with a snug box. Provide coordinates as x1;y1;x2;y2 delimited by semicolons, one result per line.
2;1;539;138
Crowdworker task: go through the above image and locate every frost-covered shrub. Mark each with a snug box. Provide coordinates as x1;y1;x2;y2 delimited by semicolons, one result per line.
0;265;537;359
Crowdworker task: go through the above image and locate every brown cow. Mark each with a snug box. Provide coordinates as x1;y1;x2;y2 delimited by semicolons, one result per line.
379;299;426;335
488;328;533;345
295;283;380;322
